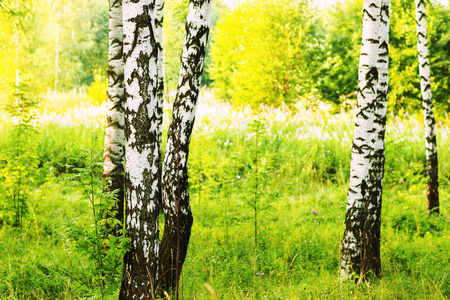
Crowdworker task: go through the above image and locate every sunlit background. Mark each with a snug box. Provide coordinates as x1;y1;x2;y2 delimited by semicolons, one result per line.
222;0;343;8
223;0;448;9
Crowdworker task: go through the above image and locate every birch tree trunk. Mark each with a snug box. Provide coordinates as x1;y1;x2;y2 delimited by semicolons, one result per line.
415;0;439;214
15;0;20;89
340;0;381;280
119;0;161;298
54;28;59;91
155;0;165;150
360;0;390;278
103;0;125;235
159;0;212;294
15;27;20;88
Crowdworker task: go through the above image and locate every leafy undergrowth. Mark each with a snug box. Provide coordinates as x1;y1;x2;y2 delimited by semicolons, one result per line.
0;95;449;299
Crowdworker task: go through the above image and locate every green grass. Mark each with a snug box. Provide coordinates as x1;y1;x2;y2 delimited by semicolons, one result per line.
182;183;449;299
0;94;449;299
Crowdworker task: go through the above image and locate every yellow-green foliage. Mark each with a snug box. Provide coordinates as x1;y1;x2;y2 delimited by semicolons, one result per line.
87;73;107;105
315;0;362;103
0;0;108;95
0;1;34;103
210;0;324;108
318;0;450;112
389;0;450;113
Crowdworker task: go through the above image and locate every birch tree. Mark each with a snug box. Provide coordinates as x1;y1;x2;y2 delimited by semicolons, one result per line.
155;0;165;147
119;0;161;298
340;0;383;280
159;0;212;293
103;0;125;234
415;0;439;214
360;0;390;278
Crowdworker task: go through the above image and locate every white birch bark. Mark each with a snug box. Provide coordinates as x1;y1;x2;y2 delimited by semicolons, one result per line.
415;0;439;214
155;0;165;149
103;0;125;231
360;0;390;279
340;0;381;279
119;0;161;298
159;0;212;293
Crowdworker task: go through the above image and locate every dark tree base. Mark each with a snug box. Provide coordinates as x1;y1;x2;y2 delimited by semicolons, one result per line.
158;212;193;296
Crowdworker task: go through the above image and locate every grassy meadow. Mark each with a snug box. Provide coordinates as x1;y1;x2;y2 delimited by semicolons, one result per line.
0;90;449;299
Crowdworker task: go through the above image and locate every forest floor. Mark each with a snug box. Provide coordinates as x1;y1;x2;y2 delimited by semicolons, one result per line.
0;90;449;299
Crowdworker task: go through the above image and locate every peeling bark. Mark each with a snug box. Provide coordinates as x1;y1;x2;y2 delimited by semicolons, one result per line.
159;0;212;294
103;0;125;236
119;0;161;298
415;0;439;214
340;0;381;280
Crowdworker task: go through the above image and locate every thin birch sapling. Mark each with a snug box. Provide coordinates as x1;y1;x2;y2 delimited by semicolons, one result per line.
415;0;439;214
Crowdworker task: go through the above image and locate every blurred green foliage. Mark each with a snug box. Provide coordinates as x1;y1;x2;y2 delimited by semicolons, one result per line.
315;0;362;104
316;0;450;112
210;0;324;108
0;0;226;106
87;72;108;105
209;0;450;112
389;0;450;113
0;0;108;100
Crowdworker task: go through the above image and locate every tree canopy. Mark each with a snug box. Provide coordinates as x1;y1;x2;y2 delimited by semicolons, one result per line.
0;0;449;113
208;0;450;112
0;0;108;98
210;0;324;108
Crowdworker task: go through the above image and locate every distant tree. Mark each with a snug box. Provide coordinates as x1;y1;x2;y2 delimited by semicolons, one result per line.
415;0;439;214
318;0;450;110
0;0;108;93
103;0;125;235
0;0;32;100
35;0;109;90
389;0;450;112
159;0;212;295
340;0;389;281
119;0;161;298
209;0;324;108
